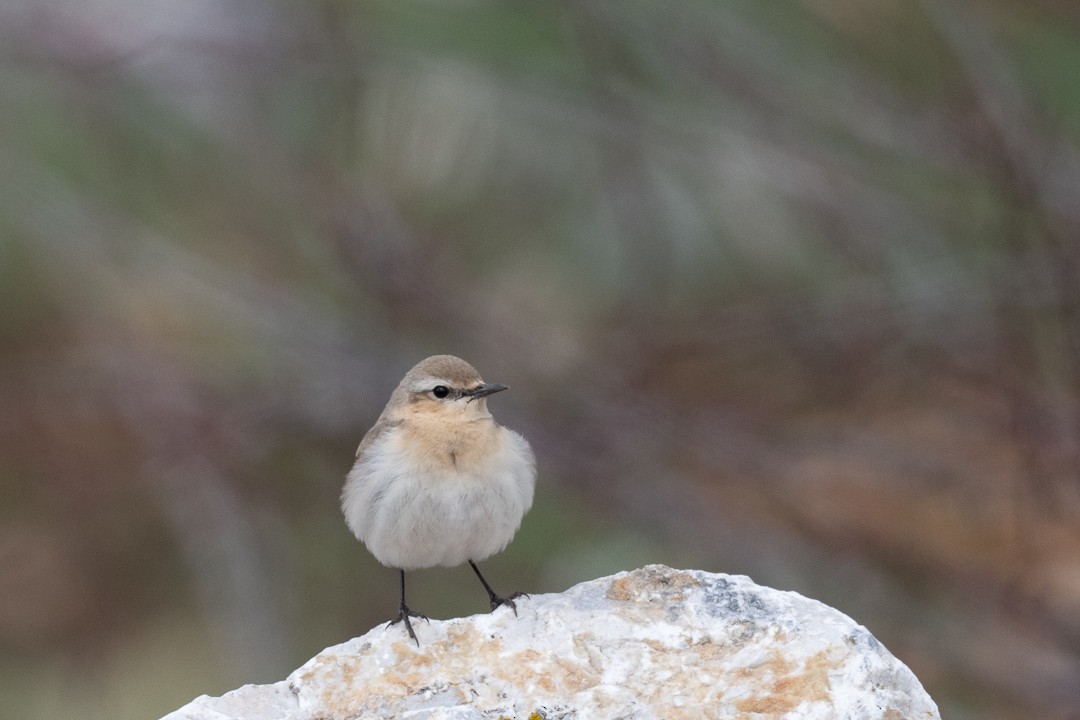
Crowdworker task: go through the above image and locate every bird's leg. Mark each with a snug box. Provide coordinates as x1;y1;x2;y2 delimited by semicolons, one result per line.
387;569;428;645
468;560;528;615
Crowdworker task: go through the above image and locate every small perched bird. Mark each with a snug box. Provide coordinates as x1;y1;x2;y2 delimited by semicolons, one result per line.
341;355;536;644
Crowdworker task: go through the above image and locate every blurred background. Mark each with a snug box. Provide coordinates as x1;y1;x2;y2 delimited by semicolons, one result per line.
2;0;1080;718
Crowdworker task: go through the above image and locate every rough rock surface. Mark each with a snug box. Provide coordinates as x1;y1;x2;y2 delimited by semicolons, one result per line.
163;565;940;719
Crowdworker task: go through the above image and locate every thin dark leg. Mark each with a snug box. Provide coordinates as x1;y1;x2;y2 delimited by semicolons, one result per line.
468;560;528;615
387;569;428;645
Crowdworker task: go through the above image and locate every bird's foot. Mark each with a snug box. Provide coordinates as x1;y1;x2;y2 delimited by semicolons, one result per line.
387;603;429;645
488;591;529;616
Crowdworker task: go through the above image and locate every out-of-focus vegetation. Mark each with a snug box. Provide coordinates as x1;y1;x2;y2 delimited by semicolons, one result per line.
3;1;1080;718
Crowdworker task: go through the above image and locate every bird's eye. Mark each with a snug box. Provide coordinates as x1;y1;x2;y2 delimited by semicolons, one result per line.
432;385;450;399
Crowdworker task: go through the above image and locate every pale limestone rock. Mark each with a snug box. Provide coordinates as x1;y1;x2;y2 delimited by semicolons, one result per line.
163;565;940;720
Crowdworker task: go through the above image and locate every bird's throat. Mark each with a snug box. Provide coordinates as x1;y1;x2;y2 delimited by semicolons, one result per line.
399;415;502;473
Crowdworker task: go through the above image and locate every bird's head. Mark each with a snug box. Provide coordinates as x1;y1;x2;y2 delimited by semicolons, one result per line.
390;355;508;421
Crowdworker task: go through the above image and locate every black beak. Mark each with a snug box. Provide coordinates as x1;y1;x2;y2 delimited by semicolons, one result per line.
464;382;508;399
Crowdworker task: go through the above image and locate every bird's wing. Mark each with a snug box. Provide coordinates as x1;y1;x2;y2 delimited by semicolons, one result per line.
355;413;403;458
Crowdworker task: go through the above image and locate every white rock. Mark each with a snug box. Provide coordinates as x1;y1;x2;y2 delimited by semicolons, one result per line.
163;565;940;720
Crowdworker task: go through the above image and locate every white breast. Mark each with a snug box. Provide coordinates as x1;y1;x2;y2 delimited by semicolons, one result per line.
341;425;536;570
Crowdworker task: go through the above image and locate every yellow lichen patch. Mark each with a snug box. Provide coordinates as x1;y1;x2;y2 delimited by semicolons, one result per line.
533;672;556;694
734;649;835;715
606;576;636;602
656;704;721;720
642;638;669;653
497;653;555;694
456;622;501;651
332;658;361;692
606;566;699;602
516;648;542;663
554;655;601;693
692;638;736;663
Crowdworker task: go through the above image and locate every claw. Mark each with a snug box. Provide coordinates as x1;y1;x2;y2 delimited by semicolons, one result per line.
388;603;429;645
489;591;529;616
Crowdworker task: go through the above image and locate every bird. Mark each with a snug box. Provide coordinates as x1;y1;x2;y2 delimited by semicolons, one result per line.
341;354;536;644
